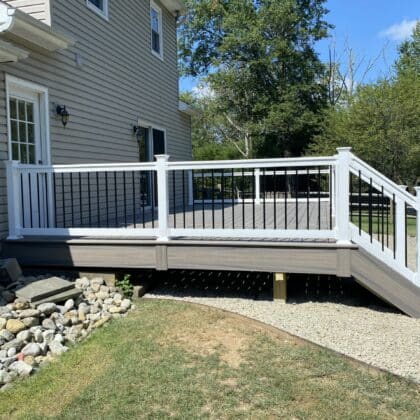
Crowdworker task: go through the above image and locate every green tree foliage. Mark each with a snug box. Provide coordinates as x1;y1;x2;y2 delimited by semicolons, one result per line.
309;23;420;186
179;0;331;158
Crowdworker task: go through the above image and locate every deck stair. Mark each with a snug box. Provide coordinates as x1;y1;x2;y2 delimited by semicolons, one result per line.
16;277;81;304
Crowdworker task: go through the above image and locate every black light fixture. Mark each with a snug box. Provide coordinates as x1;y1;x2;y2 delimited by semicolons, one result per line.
56;105;69;127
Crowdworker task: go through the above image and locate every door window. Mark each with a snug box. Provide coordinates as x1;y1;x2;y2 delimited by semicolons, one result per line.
9;97;36;164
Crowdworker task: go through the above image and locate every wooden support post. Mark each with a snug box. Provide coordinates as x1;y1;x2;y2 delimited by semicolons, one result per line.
273;272;287;303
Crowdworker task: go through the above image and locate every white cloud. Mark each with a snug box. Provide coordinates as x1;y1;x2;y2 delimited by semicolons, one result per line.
191;83;215;99
379;19;418;41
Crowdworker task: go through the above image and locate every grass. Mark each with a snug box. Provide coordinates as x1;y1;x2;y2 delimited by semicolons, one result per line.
351;213;417;237
0;299;419;419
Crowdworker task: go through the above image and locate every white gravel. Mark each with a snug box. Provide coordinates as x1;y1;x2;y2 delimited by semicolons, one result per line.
145;289;420;383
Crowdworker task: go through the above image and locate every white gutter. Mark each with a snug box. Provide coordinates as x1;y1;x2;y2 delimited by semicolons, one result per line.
0;2;74;60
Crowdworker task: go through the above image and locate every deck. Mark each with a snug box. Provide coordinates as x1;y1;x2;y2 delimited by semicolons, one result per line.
2;149;420;316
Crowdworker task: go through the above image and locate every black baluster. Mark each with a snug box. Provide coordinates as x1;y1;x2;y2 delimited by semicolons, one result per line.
295;169;299;230
284;169;288;229
273;168;277;229
70;173;74;227
221;169;225;229
386;194;389;248
350;172;353;224
318;167;321;230
307;168;310;229
132;171;136;228
405;203;408;267
105;172;109;228
182;170;186;228
114;172;117;227
369;178;373;242
232;168;235;229
172;171;176;229
79;172;82;227
87;172;91;227
262;168;266;229
202;170;205;228
37;173;41;228
123;172;127;227
96;172;100;227
358;170;362;235
44;172;49;228
141;172;145;228
20;174;25;228
61;173;65;229
252;168;255;229
381;186;384;250
212;169;215;229
151;171;155;228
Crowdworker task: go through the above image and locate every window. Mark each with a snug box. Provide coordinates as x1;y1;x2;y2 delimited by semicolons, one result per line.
86;0;108;19
150;1;163;59
9;97;36;164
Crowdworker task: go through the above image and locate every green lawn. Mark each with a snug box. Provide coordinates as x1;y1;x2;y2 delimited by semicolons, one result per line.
1;300;419;419
351;214;417;237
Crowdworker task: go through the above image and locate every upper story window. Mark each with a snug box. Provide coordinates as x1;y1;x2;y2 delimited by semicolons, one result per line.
150;1;163;59
86;0;108;20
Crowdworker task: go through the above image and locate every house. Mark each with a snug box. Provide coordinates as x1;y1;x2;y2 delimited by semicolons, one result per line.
0;0;192;240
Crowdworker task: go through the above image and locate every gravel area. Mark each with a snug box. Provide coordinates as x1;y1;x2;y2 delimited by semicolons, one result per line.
145;286;420;383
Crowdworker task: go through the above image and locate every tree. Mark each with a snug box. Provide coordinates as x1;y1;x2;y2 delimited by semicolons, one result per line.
309;23;419;186
179;0;332;158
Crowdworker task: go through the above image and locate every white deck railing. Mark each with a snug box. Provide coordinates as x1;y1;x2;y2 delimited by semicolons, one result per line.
5;148;419;285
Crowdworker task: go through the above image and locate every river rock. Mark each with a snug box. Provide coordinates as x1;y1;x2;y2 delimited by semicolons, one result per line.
18;309;40;319
22;317;39;328
37;303;57;315
0;370;12;385
0;329;14;342
5;319;26;334
0;318;6;330
48;340;68;356
22;343;41;357
42;318;56;330
16;330;32;343
64;299;74;310
9;361;33;376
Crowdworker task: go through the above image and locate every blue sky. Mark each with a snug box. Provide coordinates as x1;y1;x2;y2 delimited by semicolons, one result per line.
180;0;419;92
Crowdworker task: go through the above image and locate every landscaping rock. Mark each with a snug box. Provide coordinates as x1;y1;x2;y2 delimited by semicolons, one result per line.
64;299;74;310
6;319;26;334
0;330;14;342
0;259;22;285
48;341;68;356
9;361;33;376
0;274;133;388
0;370;12;385
18;309;40;319
22;317;39;328
42;318;56;330
1;290;15;304
16;330;32;343
22;343;41;357
37;303;57;315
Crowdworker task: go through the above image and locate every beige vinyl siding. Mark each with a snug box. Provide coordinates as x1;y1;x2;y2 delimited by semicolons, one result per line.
0;0;191;238
3;0;51;24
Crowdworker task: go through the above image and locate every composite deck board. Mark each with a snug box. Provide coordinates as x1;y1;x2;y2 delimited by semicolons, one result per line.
61;201;333;235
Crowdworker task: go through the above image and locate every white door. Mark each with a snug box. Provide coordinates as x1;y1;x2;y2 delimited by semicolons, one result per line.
8;84;47;228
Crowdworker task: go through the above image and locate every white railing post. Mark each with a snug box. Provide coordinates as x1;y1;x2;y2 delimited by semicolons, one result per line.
414;187;420;283
335;147;352;244
255;168;261;205
5;160;22;239
155;154;170;241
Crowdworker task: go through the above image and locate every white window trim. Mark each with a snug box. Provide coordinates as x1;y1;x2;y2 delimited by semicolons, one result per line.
150;0;164;61
5;74;51;165
86;0;109;20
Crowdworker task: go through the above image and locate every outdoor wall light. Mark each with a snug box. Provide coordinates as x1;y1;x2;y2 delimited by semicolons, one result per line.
56;105;69;127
